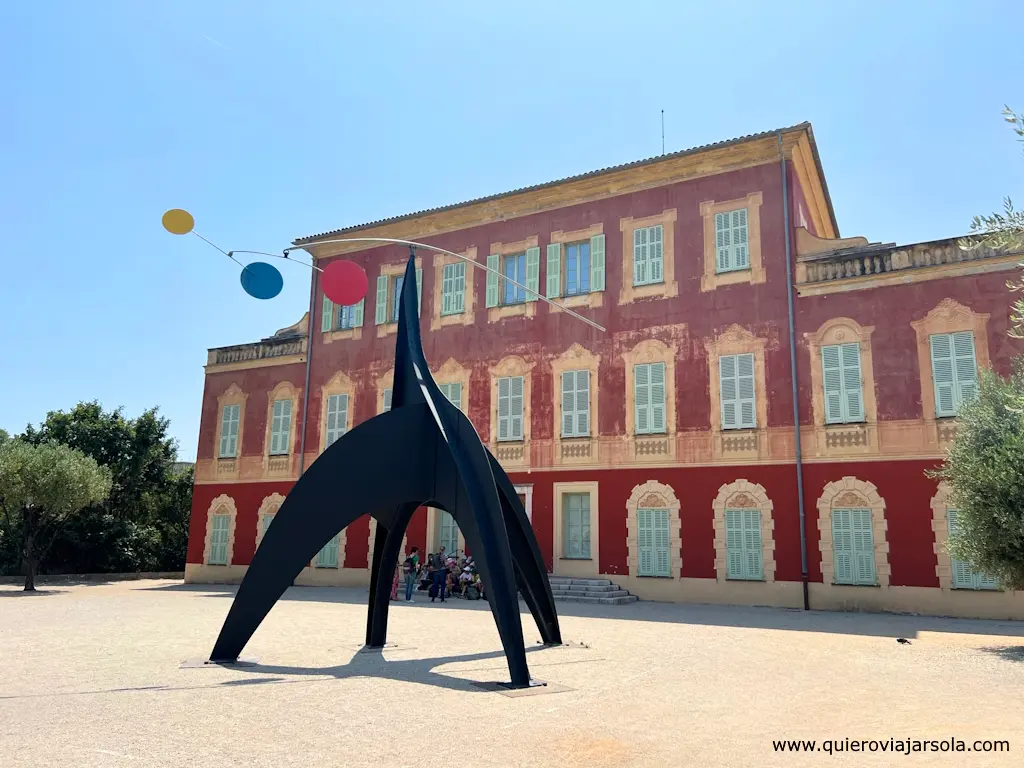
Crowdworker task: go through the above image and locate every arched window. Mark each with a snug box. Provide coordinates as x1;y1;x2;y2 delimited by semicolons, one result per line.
930;482;1000;591
204;495;238;566
626;481;681;578
712;480;776;582
816;477;889;587
255;493;285;549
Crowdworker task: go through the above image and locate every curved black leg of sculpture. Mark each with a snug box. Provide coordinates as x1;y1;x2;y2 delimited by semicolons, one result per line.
210;255;561;687
488;454;562;646
366;502;418;647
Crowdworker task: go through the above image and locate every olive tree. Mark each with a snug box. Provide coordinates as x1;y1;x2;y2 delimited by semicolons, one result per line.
0;439;112;590
929;366;1024;589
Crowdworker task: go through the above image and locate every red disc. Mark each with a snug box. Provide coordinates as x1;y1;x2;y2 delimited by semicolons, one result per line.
321;260;368;306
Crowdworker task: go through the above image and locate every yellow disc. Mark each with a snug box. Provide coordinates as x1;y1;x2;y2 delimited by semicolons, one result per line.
162;208;194;235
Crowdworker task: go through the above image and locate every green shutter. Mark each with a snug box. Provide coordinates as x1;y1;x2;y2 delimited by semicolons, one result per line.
321;296;334;332
650;362;666;433
733;209;749;268
441;262;466;315
509;375;524;440
822;345;844;424
525;247;540;302
270;399;292;455
947;510;973;589
649;225;664;283
742;510;762;579
415;268;423;315
375;275;388;324
637;509;653;576
634;363;650;434
497;376;510;441
715;212;732;272
952;332;978;406
851;509;876;585
720;355;738;429
486;254;500;308
590;234;605;292
353;298;365;327
725;510;744;579
831;510;854;584
737;353;756;428
633;227;648;285
561;371;576;437
840;343;863;421
546;243;561;298
930;334;956;417
262;512;275;537
208;514;230;565
219;404;239;458
653;509;670;576
575;370;590;437
316;534;339;568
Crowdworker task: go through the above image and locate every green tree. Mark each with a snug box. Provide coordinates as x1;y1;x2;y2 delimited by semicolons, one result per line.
963;107;1024;338
7;402;192;575
929;366;1024;589
0;440;112;590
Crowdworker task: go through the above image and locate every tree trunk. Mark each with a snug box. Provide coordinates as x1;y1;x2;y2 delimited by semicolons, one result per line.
23;556;36;591
22;507;38;592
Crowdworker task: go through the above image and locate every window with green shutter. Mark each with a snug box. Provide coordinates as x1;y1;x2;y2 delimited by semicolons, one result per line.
714;208;749;273
562;493;591;558
720;353;756;430
374;274;389;324
831;509;876;585
637;508;671;576
438;511;459;555
321;296;335;332
590;234;605;292
261;512;275;538
500;253;527;304
316;534;340;568
208;514;230;565
382;388;392;413
497;376;524;441
564;242;591;296
438;383;463;411
633;225;664;286
930;332;978;417
269;399;292;455
822;343;864;424
219;404;240;458
325;394;348;447
947;510;999;590
634;362;666;435
486;254;500;307
337;299;364;330
441;262;466;316
560;370;590;438
725;509;763;580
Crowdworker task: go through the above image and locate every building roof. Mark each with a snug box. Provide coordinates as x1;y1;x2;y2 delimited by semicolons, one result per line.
294;122;838;244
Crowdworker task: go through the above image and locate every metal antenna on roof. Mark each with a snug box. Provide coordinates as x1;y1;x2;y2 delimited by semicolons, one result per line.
661;110;665;155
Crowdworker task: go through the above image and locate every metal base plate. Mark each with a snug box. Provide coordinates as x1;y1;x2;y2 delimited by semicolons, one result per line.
180;657;259;669
472;679;572;697
355;643;413;653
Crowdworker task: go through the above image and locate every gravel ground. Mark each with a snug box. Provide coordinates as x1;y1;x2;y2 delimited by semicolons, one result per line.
1;579;1023;768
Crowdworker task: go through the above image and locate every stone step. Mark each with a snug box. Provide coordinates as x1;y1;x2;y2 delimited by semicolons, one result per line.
547;578;614;586
549;583;619;594
553;594;638;605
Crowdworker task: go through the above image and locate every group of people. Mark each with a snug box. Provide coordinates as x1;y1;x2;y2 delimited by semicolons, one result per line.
390;546;485;603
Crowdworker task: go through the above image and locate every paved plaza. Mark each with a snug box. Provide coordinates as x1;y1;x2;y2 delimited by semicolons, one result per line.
2;580;1023;767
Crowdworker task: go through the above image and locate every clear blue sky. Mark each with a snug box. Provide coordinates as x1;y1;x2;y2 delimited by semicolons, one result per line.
1;1;1021;460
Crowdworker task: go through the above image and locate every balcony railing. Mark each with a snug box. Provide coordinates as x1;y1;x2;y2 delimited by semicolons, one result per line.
208;337;306;367
797;238;1014;286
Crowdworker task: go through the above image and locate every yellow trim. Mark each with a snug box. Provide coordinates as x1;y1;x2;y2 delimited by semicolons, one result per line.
618;209;678;305
804;317;878;457
303;131;809;259
254;493;285;550
622;338;678;462
205;354;306;374
711;480;776;582
791;133;836;239
431;247;477;331
203;494;238;567
699;192;765;292
547;224;605;312
489;355;534;468
911;298;990;431
263;381;301;478
320;371;356;454
549;344;601;466
705;325;768;460
815;476;890;587
797;253;1023;296
212;384;247;481
625;480;682;579
552;481;600;578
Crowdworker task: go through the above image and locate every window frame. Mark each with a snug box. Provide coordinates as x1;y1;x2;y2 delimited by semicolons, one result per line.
218;403;241;459
561;492;592;559
268;398;293;456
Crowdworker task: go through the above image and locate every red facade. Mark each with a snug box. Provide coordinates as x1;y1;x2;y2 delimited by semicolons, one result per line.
187;125;1024;618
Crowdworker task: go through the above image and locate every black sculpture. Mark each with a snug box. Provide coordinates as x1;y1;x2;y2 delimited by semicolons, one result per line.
209;254;562;687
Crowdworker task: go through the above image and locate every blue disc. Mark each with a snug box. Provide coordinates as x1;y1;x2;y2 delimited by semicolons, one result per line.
239;262;283;300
